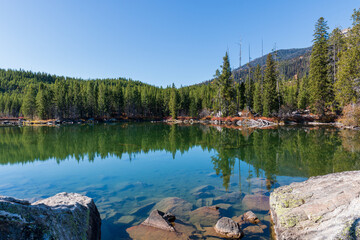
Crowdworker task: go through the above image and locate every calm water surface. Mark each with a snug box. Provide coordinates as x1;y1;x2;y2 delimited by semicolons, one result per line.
1;123;360;239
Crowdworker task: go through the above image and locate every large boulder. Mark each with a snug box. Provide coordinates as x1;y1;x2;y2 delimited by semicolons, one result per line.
0;192;101;240
270;171;360;240
214;217;244;239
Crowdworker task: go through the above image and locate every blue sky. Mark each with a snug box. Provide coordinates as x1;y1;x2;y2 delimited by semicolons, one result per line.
0;0;358;87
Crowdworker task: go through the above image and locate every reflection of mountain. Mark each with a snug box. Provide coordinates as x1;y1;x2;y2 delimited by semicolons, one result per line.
1;124;360;185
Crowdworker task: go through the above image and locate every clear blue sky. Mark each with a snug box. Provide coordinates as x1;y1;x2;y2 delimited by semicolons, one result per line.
0;0;358;87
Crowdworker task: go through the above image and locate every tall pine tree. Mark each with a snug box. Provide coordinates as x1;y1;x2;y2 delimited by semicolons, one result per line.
309;17;330;114
253;64;263;114
263;54;278;117
335;9;360;108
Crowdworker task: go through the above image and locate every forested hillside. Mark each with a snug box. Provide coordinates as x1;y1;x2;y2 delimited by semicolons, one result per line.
232;47;312;83
0;9;359;121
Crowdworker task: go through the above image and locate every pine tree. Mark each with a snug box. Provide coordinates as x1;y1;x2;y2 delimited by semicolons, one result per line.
214;52;235;116
36;83;48;119
245;73;254;109
263;54;278;117
335;9;360;108
22;84;37;118
113;83;124;116
169;85;178;119
309;17;330;114
86;82;96;117
253;65;263;114
97;83;109;117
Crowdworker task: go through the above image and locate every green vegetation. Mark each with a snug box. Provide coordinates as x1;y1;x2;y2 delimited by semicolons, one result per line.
0;9;359;120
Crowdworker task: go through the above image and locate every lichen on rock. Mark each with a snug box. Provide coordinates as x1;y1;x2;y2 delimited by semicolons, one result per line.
270;171;360;240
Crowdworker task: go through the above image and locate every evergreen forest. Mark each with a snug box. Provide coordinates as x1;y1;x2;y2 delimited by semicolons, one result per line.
0;9;359;120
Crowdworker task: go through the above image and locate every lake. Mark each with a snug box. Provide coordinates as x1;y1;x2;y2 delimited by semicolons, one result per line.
0;123;360;239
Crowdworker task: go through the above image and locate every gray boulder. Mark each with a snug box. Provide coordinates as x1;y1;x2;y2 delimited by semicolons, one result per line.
214;217;244;239
0;192;101;240
270;170;360;240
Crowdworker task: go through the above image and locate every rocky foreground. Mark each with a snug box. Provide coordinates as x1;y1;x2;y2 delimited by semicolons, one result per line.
270;170;360;240
0;192;101;240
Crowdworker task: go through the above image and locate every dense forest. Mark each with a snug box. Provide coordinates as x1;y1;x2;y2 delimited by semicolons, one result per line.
0;9;359;120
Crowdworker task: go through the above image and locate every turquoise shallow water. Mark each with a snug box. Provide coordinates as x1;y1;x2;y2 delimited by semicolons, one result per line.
0;123;360;239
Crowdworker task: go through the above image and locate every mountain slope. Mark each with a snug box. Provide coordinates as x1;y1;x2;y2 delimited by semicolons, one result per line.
233;47;312;82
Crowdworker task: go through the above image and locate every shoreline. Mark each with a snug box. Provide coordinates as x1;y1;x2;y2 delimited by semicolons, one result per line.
1;116;358;130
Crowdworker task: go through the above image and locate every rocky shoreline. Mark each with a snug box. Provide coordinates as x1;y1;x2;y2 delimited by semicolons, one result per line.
2;171;360;239
270;171;360;240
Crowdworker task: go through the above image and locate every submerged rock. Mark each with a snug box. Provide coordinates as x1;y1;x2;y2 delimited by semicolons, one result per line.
214;217;244;239
142;209;175;232
115;215;135;224
195;197;214;207
189;206;221;227
191;185;215;199
153;197;193;220
127;222;195;240
213;192;244;204
270;171;360;240
242;194;270;212
0;192;101;240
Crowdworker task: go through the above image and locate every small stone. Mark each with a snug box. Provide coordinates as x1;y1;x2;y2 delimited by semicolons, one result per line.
243;211;260;224
215;203;232;211
163;212;176;222
214;217;244;239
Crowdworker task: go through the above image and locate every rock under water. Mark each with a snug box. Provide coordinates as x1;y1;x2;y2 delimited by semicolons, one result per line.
270;170;360;240
0;192;101;240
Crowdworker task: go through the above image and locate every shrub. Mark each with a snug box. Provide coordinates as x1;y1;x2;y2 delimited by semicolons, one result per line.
339;103;360;127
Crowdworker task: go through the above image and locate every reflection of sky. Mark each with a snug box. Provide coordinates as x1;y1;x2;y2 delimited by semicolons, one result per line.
0;146;305;203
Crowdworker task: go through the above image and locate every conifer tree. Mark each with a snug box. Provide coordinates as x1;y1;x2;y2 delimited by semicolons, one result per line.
309;17;330;114
335;9;360;108
22;84;37;118
245;73;254;109
36;83;48;119
253;65;263;114
263;54;278;117
97;83;109;117
214;52;234;116
169;85;178;119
